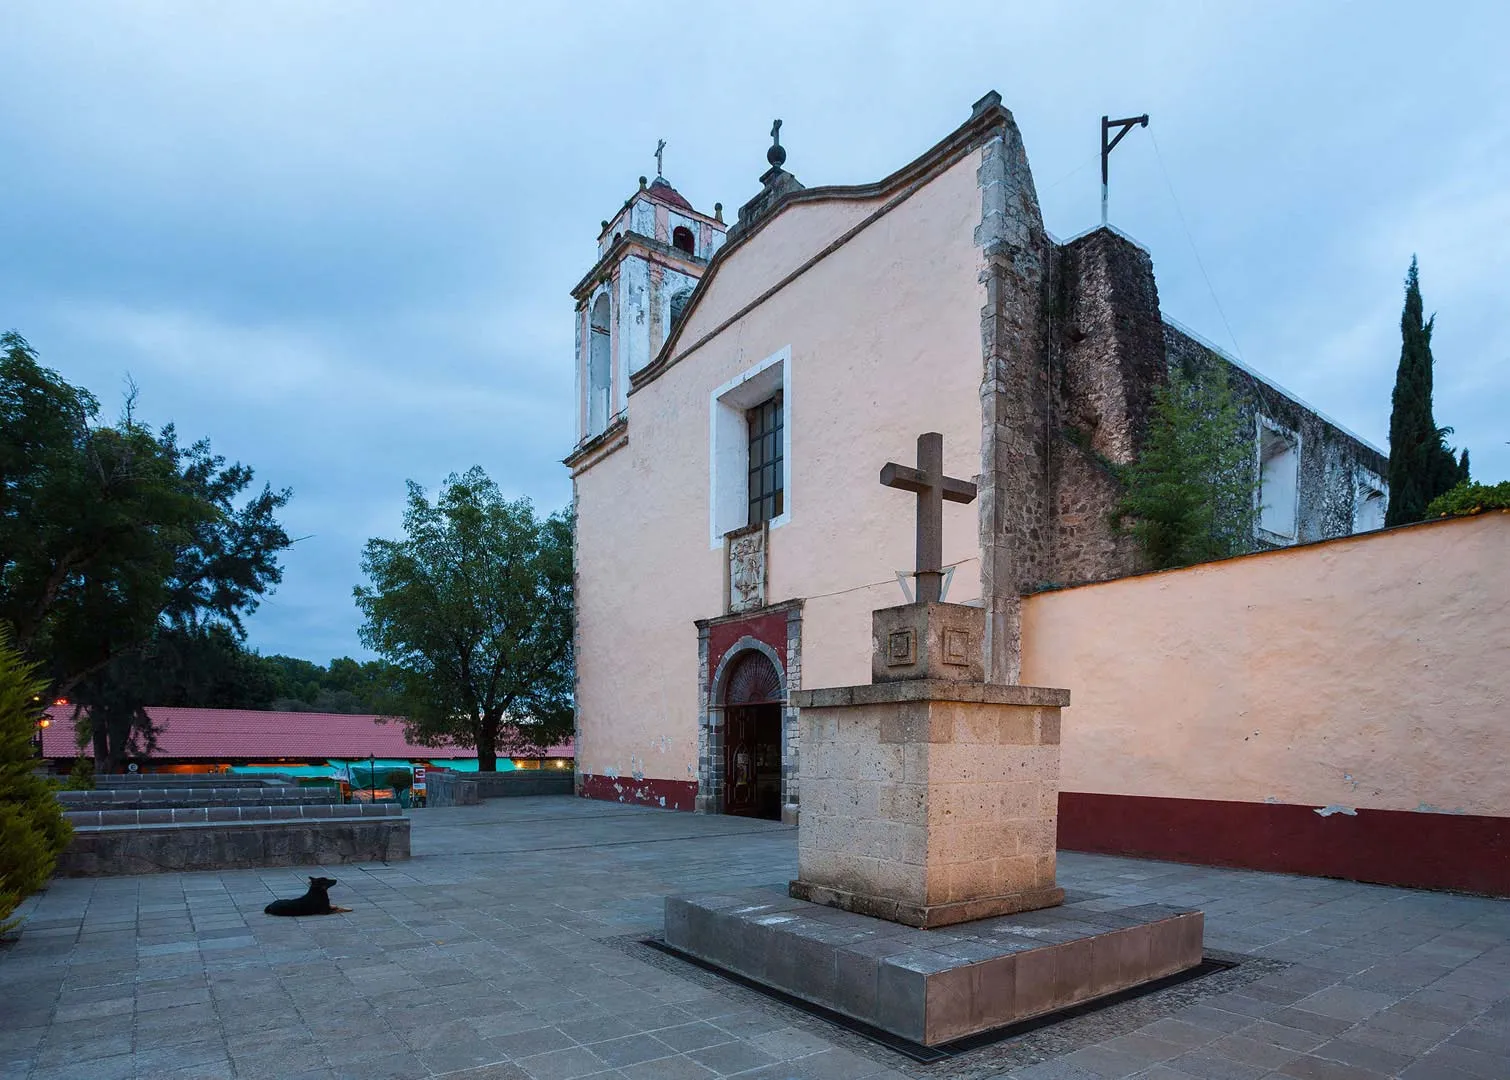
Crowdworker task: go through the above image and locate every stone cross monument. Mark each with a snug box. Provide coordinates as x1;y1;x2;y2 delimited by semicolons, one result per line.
787;432;1067;927
880;431;978;604
665;429;1204;1047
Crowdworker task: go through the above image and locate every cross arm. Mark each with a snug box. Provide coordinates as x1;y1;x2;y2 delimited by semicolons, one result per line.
879;462;926;493
879;463;978;504
942;477;978;504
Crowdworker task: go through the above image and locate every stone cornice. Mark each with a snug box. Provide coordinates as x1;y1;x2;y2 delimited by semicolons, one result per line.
693;598;805;631
562;415;628;474
570;234;709;302
790;680;1069;709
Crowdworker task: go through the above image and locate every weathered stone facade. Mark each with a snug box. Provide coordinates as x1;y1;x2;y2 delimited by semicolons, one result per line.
974;101;1389;676
1165;324;1387;548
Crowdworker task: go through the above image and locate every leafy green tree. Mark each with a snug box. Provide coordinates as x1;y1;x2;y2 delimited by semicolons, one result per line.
355;467;573;771
0;632;71;932
1118;365;1257;570
261;653;396;713
1386;258;1469;525
0;332;292;771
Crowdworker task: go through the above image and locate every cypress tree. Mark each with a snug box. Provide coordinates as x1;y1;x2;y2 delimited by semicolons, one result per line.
1385;258;1465;526
1118;365;1256;570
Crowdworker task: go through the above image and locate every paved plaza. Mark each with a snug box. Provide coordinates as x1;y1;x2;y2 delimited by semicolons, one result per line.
2;796;1507;1080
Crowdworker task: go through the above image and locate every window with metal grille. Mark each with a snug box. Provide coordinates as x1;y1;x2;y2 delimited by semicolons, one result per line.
746;393;784;526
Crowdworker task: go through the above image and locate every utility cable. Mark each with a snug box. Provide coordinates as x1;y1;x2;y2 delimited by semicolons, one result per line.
1148;130;1246;364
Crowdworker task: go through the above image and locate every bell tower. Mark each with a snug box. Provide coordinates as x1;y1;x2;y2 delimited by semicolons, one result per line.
570;148;728;446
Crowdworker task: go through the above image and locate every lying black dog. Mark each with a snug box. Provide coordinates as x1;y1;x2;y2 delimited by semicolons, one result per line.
264;876;351;917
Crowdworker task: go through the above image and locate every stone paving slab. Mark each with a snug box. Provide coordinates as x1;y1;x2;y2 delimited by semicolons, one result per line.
0;795;1506;1080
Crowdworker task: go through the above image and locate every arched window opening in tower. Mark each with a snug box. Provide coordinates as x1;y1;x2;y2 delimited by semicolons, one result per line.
672;226;696;255
588;295;612;437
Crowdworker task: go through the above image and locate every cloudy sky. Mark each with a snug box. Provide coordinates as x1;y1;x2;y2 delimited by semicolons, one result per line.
5;2;1506;662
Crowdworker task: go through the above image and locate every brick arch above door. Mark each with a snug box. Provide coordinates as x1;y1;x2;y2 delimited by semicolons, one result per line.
695;601;803;819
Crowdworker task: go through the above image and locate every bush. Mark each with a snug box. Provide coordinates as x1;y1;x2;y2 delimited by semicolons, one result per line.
1426;480;1510;519
0;633;72;933
66;756;95;790
386;769;412;792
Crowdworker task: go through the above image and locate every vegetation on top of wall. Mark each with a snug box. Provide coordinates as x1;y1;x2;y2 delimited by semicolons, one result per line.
1426;480;1510;520
1386;258;1469;525
0;633;72;935
1116;365;1257;571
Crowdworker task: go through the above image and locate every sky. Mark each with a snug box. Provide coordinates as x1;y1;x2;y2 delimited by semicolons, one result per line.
4;1;1506;663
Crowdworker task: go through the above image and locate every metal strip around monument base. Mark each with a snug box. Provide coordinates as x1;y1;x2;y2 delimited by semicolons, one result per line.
641;937;1236;1063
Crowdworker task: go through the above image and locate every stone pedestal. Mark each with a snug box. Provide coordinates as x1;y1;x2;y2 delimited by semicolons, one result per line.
788;679;1067;928
662;597;1205;1045
871;602;985;683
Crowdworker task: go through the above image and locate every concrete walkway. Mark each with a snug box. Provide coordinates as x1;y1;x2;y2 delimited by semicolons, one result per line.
1;796;1506;1080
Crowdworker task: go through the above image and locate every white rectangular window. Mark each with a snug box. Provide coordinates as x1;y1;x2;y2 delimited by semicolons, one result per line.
1256;418;1300;541
710;347;791;547
1353;471;1387;533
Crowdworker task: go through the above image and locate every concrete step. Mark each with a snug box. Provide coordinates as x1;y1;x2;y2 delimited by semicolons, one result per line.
64;803;403;827
58;787;342;810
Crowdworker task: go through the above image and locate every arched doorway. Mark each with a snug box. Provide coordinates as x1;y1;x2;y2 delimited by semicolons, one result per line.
721;649;783;820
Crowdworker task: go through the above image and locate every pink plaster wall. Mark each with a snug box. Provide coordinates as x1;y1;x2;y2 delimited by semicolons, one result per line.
574;152;987;788
1020;512;1510;817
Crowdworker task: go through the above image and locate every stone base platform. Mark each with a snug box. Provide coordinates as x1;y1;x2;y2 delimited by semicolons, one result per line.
664;885;1203;1047
789;878;1065;929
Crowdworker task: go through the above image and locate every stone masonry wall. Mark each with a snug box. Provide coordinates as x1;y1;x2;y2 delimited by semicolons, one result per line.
1047;230;1167;585
975;108;1053;684
1003;224;1392;593
1165;325;1388;548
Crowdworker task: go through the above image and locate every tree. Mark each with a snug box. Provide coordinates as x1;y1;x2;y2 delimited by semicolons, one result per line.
1118;364;1257;570
261;653;397;713
1385;258;1469;526
0;631;71;933
0;332;292;770
355;467;573;771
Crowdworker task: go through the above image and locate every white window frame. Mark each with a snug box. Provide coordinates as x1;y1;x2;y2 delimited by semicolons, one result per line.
709;346;791;549
1254;416;1301;544
1352;469;1388;534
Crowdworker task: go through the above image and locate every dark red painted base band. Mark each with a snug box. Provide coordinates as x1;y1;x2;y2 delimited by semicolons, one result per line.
579;773;697;812
1059;791;1510;897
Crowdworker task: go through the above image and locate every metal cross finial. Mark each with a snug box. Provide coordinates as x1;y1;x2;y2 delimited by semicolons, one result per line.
767;119;787;170
880;433;977;604
654;139;666;177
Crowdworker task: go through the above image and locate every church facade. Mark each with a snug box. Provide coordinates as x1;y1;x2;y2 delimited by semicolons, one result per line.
565;93;1387;821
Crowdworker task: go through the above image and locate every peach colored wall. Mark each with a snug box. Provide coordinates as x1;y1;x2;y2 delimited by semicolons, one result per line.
574;152;986;787
1021;512;1510;817
680;198;876;339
